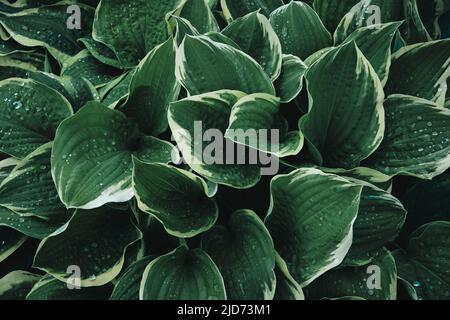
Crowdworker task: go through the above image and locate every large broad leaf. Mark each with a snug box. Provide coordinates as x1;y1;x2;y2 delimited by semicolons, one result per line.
61;50;122;88
168;90;261;189
305;248;397;300
0;205;62;239
175;35;275;95
93;0;181;67
313;0;360;32
265;168;362;286
269;1;332;60
120;39;180;137
299;42;385;169
334;0;404;44
26;275;112;300
0;143;68;221
0;4;94;63
274;54;307;103
393;221;450;300
33;207;142;287
0;227;27;263
222;11;282;80
343;180;407;266
0;270;41;300
52;101;176;209
341;22;402;86
140;245;226;300
364;95;450;179
385;40;450;106
221;0;283;21
274;254;304;300
0;78;73;159
110;256;155;300
400;171;450;238
173;0;219;34
133;160;218;238
201;209;276;300
225;93;304;157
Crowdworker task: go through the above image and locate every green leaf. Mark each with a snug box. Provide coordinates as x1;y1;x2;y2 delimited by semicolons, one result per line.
393;221;450;300
0;227;27;263
269;1;332;60
274;54;307;103
385;40;450;106
220;0;283;21
120;39;180;136
341;22;402;86
300;42;385;169
175;35;275;95
274;254;304;300
28;71;99;111
0;4;94;63
110;256;155;300
305;248;397;300
265;168;363;286
222;11;282;80
0;270;41;300
33;207;142;287
364;94;450;179
52;101;176;209
0;143;68;221
0;157;19;184
93;0;181;67
61;50;122;88
171;16;200;47
140;245;226;300
0;78;73;159
0;205;62;239
133;160;218;238
225;93;304;157
400;171;450;238
174;0;219;34
0;50;48;74
79;35;122;69
343;180;407;266
202;209;276;300
313;0;360;32
168;90;261;189
334;0;404;44
101;70;134;107
26;275;112;300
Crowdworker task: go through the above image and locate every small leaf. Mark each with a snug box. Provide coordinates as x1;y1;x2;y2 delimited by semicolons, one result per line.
222;11;282;80
225;93;303;157
0;78;73;159
269;1;332;60
140;245;226;300
385;39;450;106
393;221;450;300
174;0;219;34
0;270;41;300
33;207;142;287
305;248;397;300
0;143;68;221
133;160;218;238
274;54;307;103
0;227;27;263
168;90;261;189
202;209;276;300
221;0;284;21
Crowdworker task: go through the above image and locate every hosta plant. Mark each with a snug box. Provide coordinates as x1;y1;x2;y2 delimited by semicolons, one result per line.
0;0;450;301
